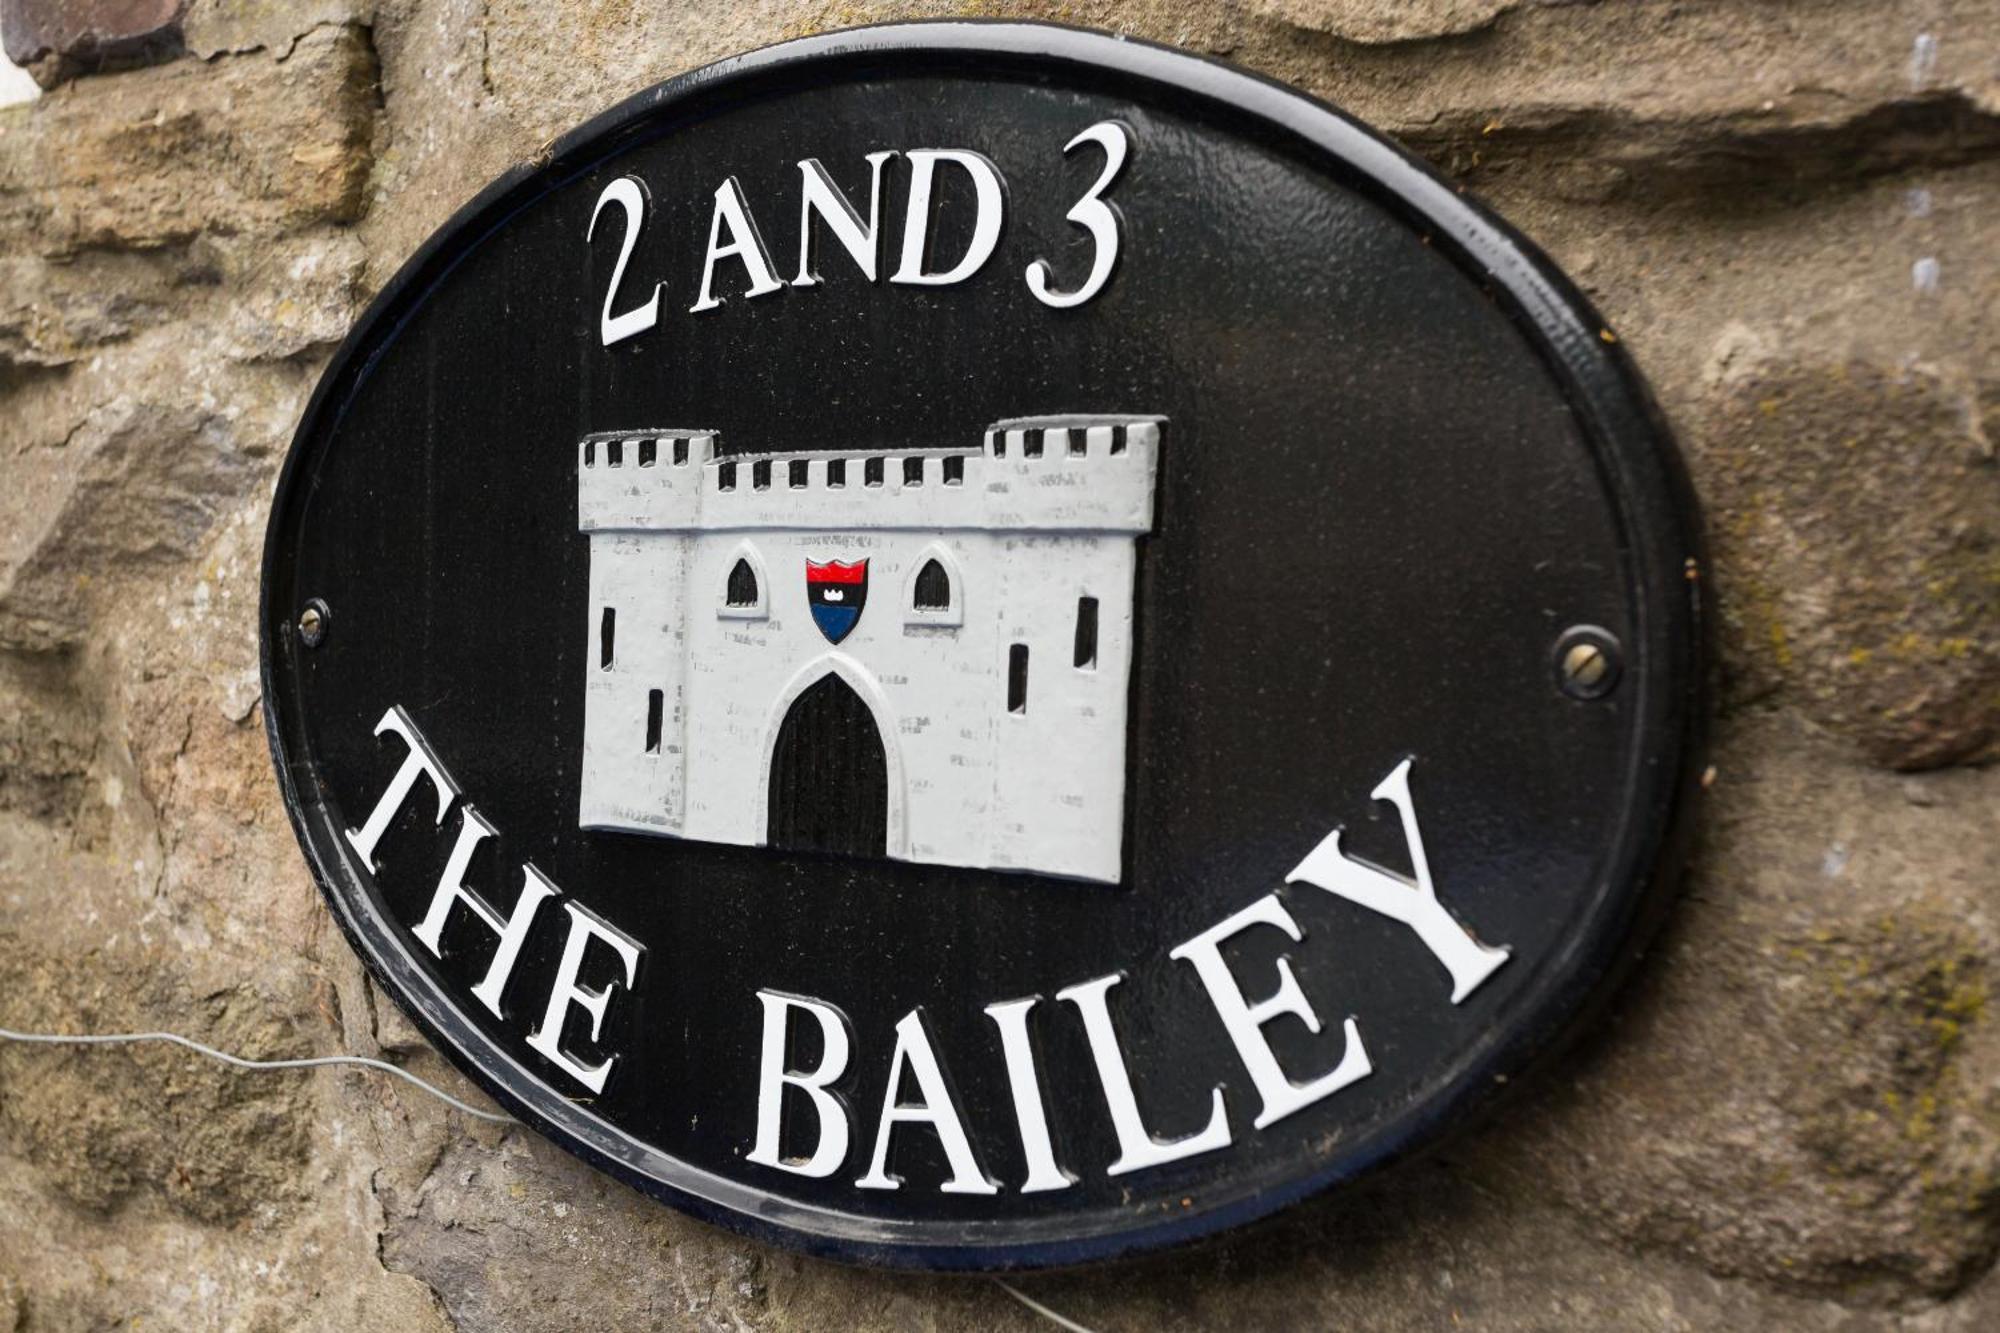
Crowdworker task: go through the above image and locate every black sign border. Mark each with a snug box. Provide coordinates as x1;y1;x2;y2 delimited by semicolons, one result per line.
260;19;1706;1271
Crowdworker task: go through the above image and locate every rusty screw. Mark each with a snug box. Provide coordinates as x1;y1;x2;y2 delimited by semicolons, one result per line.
298;599;330;648
1555;626;1620;700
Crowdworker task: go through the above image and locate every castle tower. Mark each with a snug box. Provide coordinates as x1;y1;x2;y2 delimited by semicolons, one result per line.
575;415;1162;884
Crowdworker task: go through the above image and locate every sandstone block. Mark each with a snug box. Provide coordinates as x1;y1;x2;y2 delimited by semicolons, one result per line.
1241;0;1528;45
1694;352;1997;769
0;258;144;369
0;0;185;89
1485;714;2000;1300
0;944;313;1224
0;23;377;256
182;0;361;60
0;394;258;652
0;652;95;823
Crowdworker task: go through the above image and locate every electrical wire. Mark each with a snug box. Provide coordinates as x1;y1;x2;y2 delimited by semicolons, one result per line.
1;1024;1104;1329
0;1025;515;1124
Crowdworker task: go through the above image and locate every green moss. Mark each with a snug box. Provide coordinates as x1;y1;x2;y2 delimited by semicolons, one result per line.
1791;910;1989;1168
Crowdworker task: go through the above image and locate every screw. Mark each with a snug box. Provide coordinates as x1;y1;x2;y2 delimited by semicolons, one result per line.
298;599;330;648
1564;641;1609;687
1555;626;1621;700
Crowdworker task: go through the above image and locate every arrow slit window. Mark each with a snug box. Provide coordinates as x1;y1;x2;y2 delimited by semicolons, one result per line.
1074;597;1098;669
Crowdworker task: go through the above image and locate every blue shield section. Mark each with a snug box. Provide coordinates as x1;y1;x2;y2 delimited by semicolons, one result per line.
810;603;861;644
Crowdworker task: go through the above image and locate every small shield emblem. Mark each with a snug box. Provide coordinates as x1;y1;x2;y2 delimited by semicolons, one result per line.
806;558;869;644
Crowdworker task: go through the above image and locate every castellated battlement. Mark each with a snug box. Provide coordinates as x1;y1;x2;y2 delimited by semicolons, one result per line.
576;416;1161;534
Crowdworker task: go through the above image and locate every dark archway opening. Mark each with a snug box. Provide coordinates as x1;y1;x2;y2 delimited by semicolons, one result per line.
913;557;950;610
767;673;888;859
726;557;759;607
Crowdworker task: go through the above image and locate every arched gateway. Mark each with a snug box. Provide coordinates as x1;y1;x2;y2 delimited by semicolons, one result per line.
766;673;888;858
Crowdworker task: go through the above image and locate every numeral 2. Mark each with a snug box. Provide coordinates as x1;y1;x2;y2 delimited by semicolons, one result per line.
588;176;663;346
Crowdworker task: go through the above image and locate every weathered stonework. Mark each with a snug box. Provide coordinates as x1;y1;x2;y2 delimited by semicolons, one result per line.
0;20;376;255
1;2;1995;1329
0;0;185;89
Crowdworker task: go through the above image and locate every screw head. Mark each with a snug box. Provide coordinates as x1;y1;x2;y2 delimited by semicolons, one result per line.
1555;625;1621;700
1564;641;1608;686
298;599;330;648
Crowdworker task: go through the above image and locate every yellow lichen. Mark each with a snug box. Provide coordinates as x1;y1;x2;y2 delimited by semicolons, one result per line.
1768;619;1794;668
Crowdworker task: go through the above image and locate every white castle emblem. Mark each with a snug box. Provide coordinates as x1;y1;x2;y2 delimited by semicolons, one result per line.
575;415;1163;883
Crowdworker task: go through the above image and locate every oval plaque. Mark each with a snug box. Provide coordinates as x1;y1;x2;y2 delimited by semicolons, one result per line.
262;23;1704;1268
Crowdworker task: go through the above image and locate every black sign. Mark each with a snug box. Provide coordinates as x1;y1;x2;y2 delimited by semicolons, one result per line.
261;22;1704;1268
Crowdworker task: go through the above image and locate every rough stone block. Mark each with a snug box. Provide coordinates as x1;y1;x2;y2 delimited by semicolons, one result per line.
0;653;95;824
0;253;173;370
1485;714;2000;1300
0;394;258;652
0;942;313;1222
1243;0;1529;44
1696;349;1997;769
0;23;378;256
181;0;361;60
0;0;185;89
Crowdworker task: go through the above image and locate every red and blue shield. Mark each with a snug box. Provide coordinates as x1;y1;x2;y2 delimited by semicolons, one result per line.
805;559;868;644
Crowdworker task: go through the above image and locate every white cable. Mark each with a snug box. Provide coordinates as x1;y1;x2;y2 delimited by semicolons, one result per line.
0;1026;515;1125
992;1279;1104;1333
3;1027;1109;1330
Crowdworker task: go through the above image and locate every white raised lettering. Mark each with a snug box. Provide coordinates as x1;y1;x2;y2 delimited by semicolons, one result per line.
856;1009;998;1194
587;175;663;345
343;705;459;872
1026;121;1129;309
983;996;1073;1193
410;808;558;1020
794;152;896;286
890;150;1004;287
1169;895;1371;1129
690;176;785;313
747;991;852;1179
525;898;643;1095
1057;972;1231;1176
1286;758;1510;1004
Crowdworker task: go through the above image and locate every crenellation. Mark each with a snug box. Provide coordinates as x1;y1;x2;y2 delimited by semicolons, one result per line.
579;416;1161;535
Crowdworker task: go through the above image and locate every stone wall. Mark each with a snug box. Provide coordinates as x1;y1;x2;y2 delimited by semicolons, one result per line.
0;2;1995;1329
